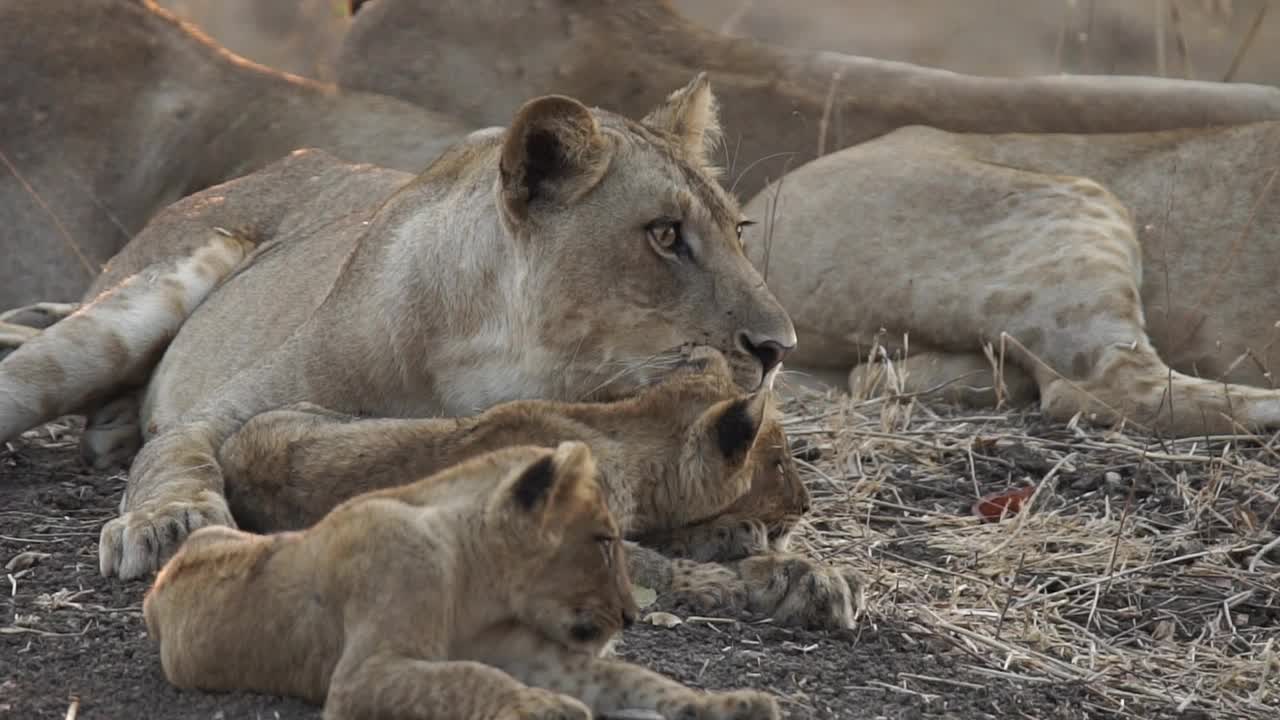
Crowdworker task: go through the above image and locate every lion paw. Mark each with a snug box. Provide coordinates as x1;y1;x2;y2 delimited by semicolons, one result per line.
667;562;748;614
498;689;591;720
738;554;857;630
98;490;235;579
666;690;782;720
654;519;770;563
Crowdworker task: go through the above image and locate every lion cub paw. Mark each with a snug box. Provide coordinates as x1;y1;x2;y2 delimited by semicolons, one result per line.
655;519;771;563
98;490;235;580
666;690;782;720
668;562;749;614
497;689;591;720
739;554;858;630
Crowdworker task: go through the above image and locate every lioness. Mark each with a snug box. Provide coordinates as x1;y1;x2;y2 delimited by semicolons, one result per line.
1;0;467;309
743;121;1280;436
338;0;1280;199
144;442;782;719
0;77;799;585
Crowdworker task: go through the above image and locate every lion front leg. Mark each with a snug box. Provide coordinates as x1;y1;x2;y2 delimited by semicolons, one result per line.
325;652;590;720
641;516;772;563
99;419;238;579
480;627;780;720
624;542;858;631
526;655;780;720
733;554;861;630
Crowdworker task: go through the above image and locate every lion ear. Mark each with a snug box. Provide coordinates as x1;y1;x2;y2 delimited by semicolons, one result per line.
694;391;768;467
506;442;598;523
499;95;610;222
641;72;721;166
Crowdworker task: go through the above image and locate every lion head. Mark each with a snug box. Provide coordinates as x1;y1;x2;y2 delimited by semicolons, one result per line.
496;441;638;651
633;349;812;562
393;74;795;409
502;74;794;394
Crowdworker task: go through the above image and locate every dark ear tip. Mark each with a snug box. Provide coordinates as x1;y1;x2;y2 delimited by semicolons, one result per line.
512;454;557;511
512;94;594;131
715;396;763;459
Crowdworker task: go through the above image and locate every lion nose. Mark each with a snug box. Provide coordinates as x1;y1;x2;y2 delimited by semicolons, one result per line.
737;332;792;376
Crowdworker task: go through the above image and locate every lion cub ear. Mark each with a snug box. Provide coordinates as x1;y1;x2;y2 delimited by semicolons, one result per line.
507;441;599;523
641;72;722;167
499;95;610;222
695;390;769;467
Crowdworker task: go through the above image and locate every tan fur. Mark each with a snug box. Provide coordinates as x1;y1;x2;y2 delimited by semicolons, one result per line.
337;0;1280;199
143;442;781;719
0;0;467;309
744;121;1280;437
0;230;256;454
212;349;849;630
217;349;797;540
0;78;796;580
0;323;41;362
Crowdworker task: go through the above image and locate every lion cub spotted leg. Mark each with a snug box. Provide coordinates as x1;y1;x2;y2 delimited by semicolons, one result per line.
625;542;857;630
477;627;779;719
646;515;773;563
0;229;256;446
325;654;590;720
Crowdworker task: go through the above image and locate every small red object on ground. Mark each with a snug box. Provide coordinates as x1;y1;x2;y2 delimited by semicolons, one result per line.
972;485;1036;522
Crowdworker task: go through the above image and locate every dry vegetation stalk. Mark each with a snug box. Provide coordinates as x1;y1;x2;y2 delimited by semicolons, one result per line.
776;374;1280;719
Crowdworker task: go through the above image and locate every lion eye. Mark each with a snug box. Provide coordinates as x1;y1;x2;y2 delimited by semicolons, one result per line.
646;220;685;256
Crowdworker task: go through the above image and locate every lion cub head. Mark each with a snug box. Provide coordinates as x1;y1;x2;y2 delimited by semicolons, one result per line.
711;411;812;554
497;442;638;651
633;348;812;561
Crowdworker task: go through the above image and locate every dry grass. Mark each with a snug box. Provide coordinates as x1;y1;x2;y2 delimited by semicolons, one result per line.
775;377;1280;719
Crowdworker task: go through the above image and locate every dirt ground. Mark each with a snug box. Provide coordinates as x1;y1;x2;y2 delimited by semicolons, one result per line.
4;392;1277;719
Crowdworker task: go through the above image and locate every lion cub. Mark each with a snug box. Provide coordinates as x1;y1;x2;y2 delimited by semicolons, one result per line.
216;348;857;631
144;442;781;719
218;349;807;553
